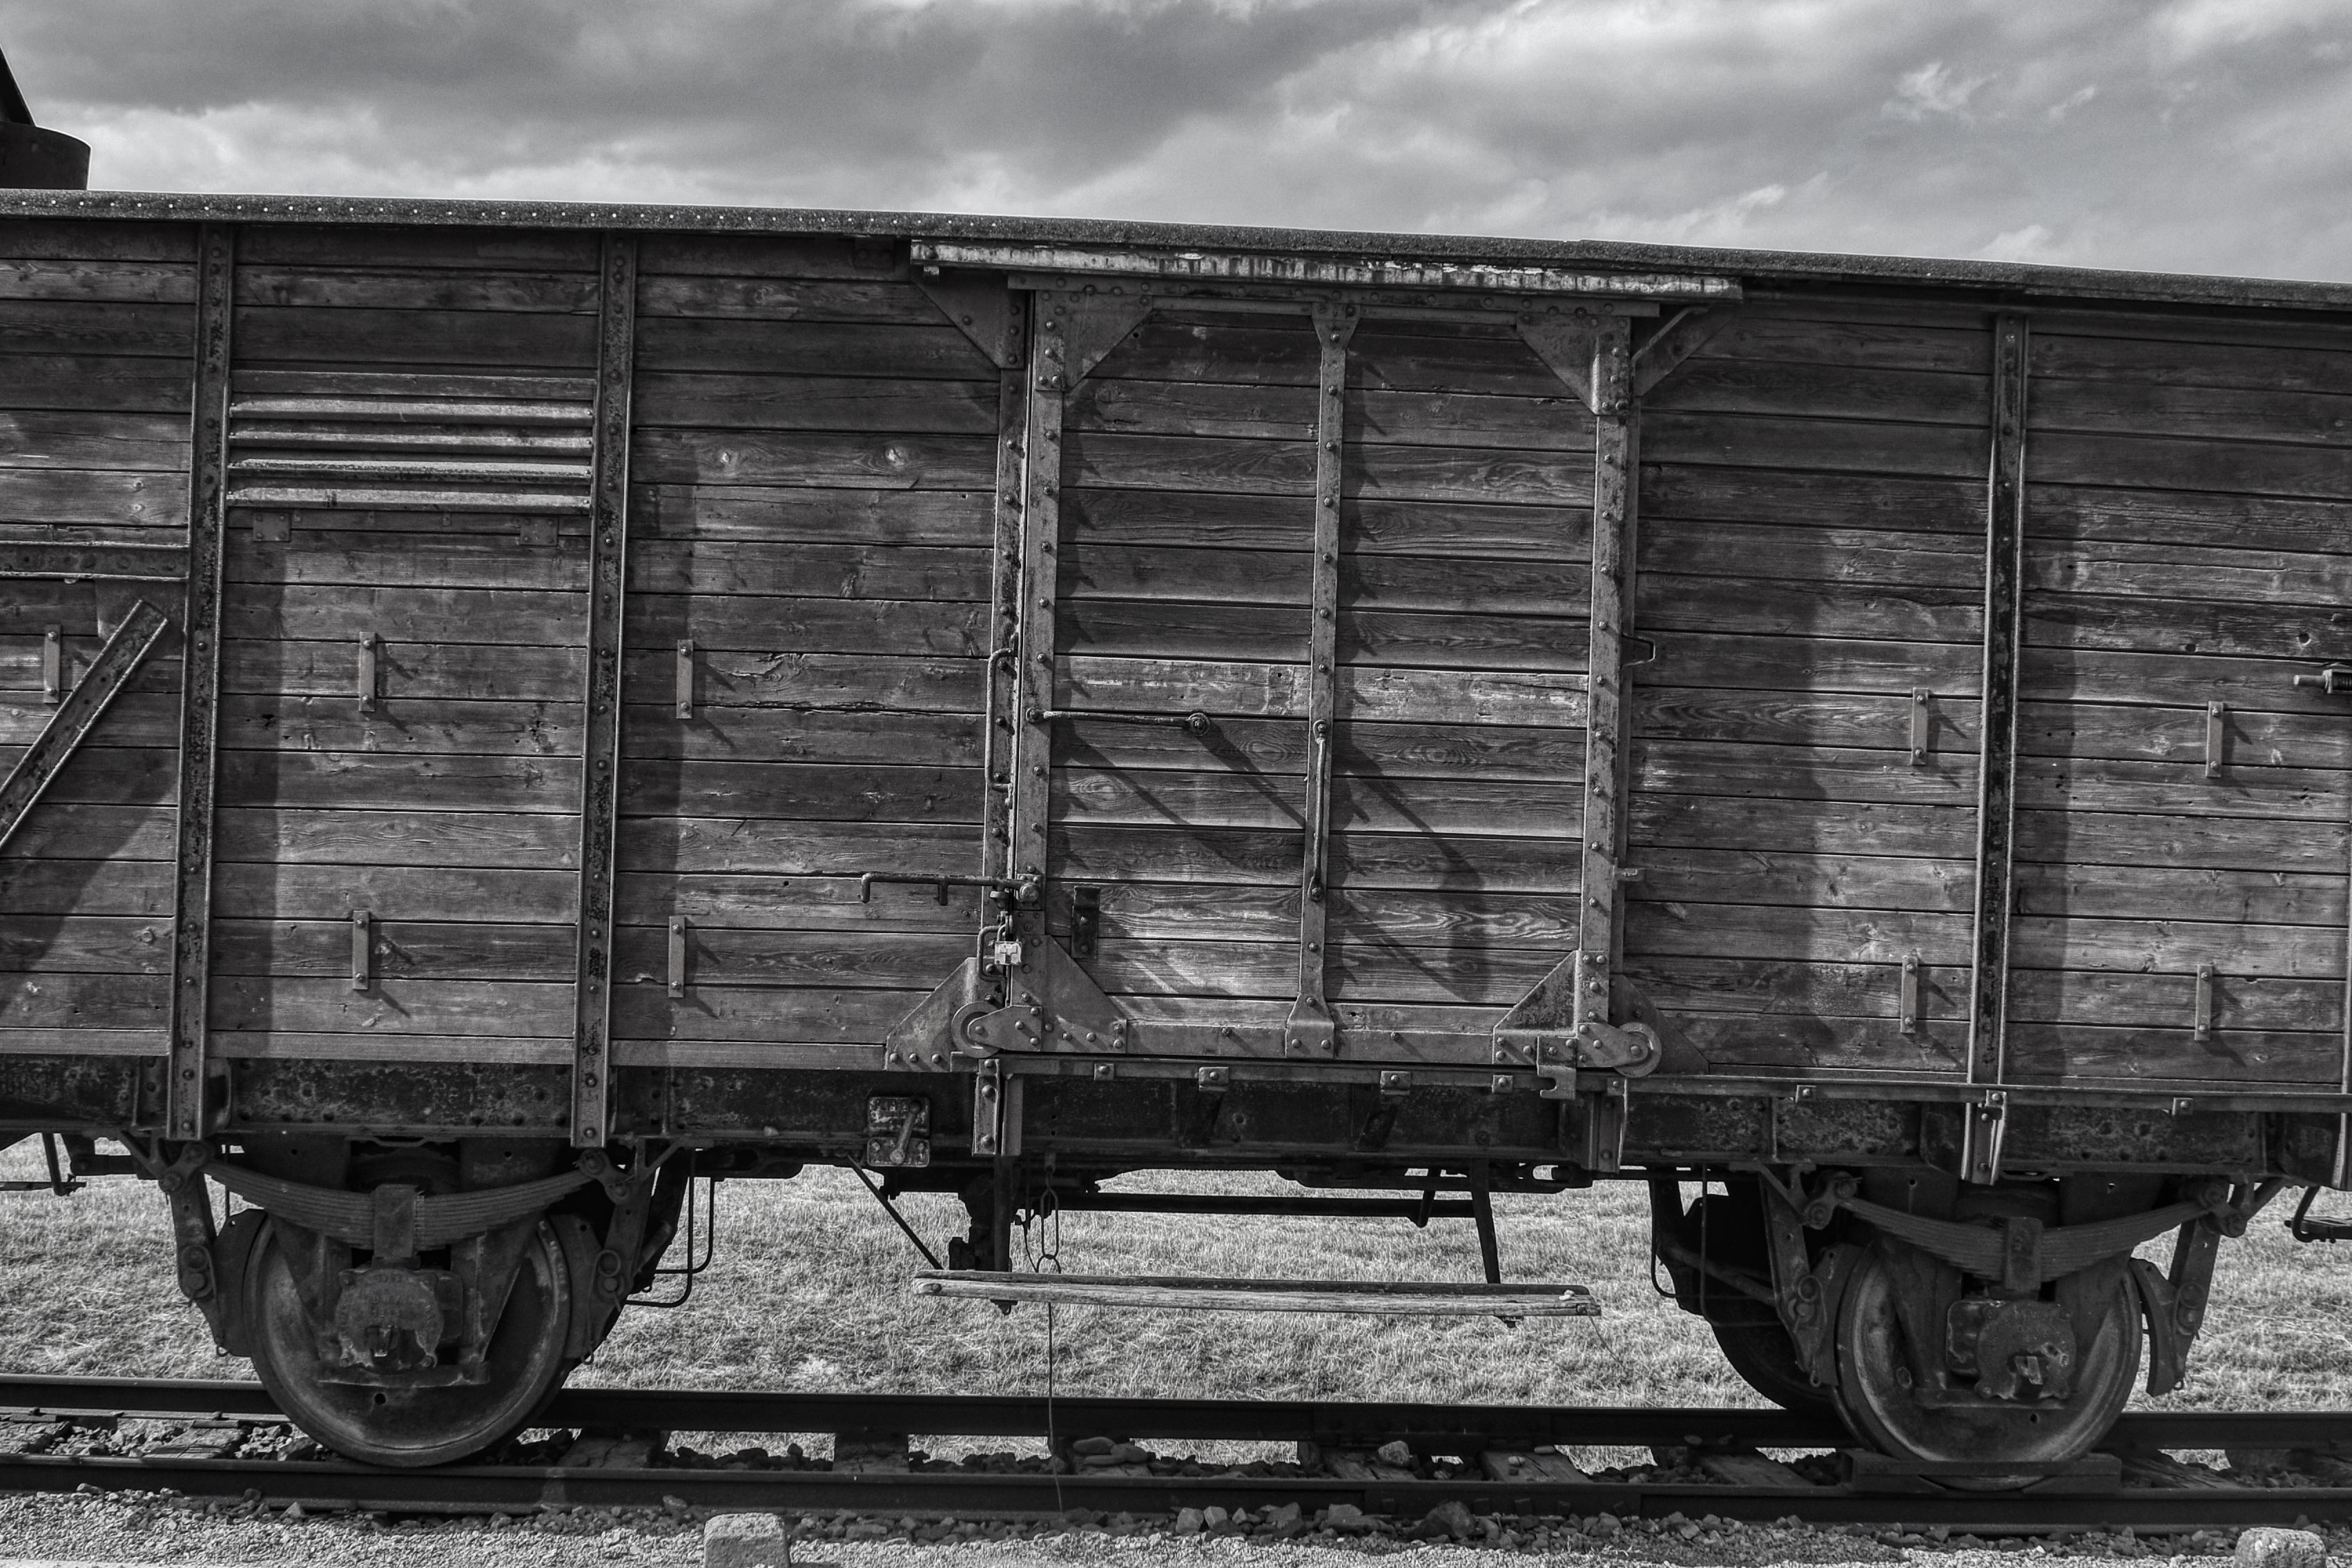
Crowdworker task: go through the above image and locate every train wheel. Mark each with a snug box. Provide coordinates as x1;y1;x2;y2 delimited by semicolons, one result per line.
1831;1239;2140;1488
1710;1316;1838;1415
245;1216;574;1468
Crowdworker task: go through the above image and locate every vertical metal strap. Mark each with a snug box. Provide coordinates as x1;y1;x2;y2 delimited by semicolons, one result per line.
1004;295;1070;1010
1964;312;2030;1182
982;299;1031;890
1284;301;1358;1059
1575;317;1637;1032
165;223;234;1142
570;232;637;1149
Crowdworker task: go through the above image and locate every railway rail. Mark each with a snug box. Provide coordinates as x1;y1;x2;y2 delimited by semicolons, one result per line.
2;1377;2349;1533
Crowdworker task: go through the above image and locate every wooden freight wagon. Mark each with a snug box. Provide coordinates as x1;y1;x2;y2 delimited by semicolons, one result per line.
0;188;2347;1476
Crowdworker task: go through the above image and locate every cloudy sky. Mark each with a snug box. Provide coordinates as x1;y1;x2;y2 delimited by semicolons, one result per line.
3;0;2349;282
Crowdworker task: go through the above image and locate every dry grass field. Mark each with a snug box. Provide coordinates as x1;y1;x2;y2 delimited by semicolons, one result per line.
3;1139;2350;1458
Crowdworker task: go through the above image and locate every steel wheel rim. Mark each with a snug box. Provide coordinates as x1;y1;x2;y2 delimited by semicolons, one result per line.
1834;1241;2140;1490
245;1216;573;1469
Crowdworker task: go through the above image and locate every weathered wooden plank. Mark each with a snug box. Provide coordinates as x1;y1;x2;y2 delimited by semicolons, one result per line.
1671;1012;1968;1073
1649;359;1989;425
1054;714;1581;781
0;221;197;264
2009;968;2339;1032
629;540;987;602
631;428;996;491
1638;689;1985;752
2020;646;2352;716
636;275;944;324
1624;900;1974;965
1635;847;1975;912
624;762;980;823
213;918;574;979
217;806;577;868
0;745;175;807
1083;933;1562;1006
1624;954;1967;1020
631;594;988;658
1631;794;1973;861
0;353;194;413
618;871;984;930
229;530;593;591
1053;767;1580;837
1644;412;1987;479
2028;591;2352;663
217;750;580;813
1063;429;1314;498
1067;376;1314;442
237;226;599;271
0;300;193;357
217;696;583;756
1053;823;1581;892
1695;314;1990;375
2034;486;2352;558
612;925;966;989
1;803;176;862
2031;538;2352;609
1065;489;1591;560
633;317;992;380
0;914;173;973
2014;807;2345;874
1643;633;1983;696
232;369;594;401
610;981;921;1044
2013;862;2344;924
2030;429;2352;500
1060;656;1586;727
2018;698;2350;770
1062;601;1586;672
1642;466;1987;536
2034;376;2352;449
2016;756;2342;820
1039;880;1580;946
231;305;596;368
638;233;911;281
214;861;579;923
1061;543;1588;616
223;638;583;702
222;585;585;646
622;649;981;714
1644;574;1983;645
0;467;187;528
2003;1022;2338;1086
1637;741;1977;805
2030;332;2352;396
634;371;997;434
234;267;597;313
211;1032;570;1065
2010;914;2346;977
617;819;975;877
207;975;574;1035
0;970;168;1028
0;856;174;916
631;483;990;546
1642;520;1983;591
625;706;979;768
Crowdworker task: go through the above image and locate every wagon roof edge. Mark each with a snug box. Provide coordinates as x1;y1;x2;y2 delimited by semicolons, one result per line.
1;185;2345;314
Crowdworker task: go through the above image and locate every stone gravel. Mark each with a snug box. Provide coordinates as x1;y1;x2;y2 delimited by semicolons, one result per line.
0;1487;2324;1568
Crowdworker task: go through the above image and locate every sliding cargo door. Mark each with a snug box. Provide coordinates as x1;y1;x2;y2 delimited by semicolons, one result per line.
212;226;596;1117
1045;300;1590;1060
1624;301;1993;1075
2012;313;2352;1090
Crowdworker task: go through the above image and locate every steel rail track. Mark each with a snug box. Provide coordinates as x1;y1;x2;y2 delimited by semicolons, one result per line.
2;1377;2349;1531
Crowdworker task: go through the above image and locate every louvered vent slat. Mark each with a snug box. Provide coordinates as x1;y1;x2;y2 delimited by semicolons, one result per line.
226;373;596;513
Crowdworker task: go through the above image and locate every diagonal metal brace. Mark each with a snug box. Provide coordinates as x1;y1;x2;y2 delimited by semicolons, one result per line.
0;597;170;856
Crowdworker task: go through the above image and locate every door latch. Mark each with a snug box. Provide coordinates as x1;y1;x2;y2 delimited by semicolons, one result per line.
2294;665;2352;696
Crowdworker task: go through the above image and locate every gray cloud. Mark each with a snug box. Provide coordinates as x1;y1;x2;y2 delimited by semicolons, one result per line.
4;0;2351;281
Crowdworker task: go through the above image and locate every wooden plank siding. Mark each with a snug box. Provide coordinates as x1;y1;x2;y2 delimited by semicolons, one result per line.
612;233;997;1052
2;210;2349;1100
1624;301;1993;1074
